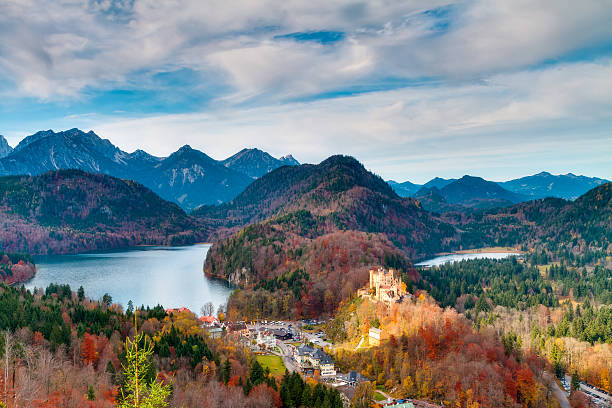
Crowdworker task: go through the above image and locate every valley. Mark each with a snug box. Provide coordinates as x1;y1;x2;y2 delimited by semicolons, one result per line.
0;139;610;408
2;3;610;407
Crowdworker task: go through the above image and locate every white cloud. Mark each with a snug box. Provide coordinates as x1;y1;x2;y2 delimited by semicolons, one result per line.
1;0;611;100
0;0;611;182
58;59;610;182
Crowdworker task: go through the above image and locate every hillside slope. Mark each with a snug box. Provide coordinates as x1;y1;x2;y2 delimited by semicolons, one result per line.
453;182;612;252
415;175;527;212
0;170;203;254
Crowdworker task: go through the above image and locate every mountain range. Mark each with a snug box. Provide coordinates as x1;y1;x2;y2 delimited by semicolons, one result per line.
1;147;610;320
452;181;612;253
498;171;609;200
2;128;607;214
389;172;608;212
0;129;299;211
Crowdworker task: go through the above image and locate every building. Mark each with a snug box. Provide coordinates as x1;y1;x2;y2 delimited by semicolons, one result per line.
358;267;406;306
272;329;292;341
206;326;223;339
369;327;382;347
256;329;277;349
338;371;369;386
165;307;191;315
294;344;336;378
312;348;336;378
228;322;250;338
294;344;315;368
198;315;219;327
370;267;404;304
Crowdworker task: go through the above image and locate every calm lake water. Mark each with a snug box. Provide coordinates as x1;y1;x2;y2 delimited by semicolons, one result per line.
26;244;232;314
415;252;521;267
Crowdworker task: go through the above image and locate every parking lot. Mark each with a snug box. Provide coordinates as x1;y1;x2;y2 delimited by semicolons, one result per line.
563;376;612;407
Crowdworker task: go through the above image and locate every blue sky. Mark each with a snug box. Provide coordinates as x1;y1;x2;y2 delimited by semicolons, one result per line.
0;0;611;183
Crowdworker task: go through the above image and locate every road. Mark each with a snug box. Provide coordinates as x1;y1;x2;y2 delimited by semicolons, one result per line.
276;339;300;373
543;372;570;408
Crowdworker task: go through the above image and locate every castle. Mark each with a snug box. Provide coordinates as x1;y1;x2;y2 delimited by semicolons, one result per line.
359;266;406;306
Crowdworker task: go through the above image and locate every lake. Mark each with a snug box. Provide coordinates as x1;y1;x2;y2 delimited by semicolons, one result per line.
26;244;233;314
415;251;521;267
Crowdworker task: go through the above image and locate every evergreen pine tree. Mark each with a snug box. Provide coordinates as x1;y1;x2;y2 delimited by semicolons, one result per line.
117;311;172;408
87;384;96;401
571;371;580;393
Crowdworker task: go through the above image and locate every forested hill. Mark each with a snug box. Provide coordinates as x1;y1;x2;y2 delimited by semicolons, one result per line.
0;170;204;254
454;182;612;253
0;252;36;284
195;155;458;257
203;156;459;319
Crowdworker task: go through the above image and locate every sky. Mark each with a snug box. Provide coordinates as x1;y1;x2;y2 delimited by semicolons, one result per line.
0;0;611;183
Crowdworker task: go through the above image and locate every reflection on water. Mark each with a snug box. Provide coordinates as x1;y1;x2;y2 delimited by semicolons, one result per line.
26;244;232;314
416;252;520;267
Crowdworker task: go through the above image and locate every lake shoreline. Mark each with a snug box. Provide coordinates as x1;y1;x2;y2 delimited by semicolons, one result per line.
26;244;232;313
433;246;524;256
416;250;523;267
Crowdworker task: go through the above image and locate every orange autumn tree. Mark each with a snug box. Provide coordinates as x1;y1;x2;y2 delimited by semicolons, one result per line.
82;333;99;366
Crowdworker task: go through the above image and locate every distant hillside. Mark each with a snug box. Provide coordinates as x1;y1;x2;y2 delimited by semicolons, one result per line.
0;128;297;210
412;187;465;214
0;170;203;254
423;177;456;189
387;180;422;197
387;177;457;198
415;175;527;212
222;148;299;178
0;135;12;158
453;182;612;253
439;175;527;206
499;171;609;200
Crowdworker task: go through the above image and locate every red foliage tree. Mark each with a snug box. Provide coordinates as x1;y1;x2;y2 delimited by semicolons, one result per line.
81;333;99;366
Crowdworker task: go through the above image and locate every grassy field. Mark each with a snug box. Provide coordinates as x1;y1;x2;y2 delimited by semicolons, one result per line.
374;391;387;401
256;355;286;376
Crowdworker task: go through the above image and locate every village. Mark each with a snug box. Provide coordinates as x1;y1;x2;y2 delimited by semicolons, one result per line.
168;266;439;408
